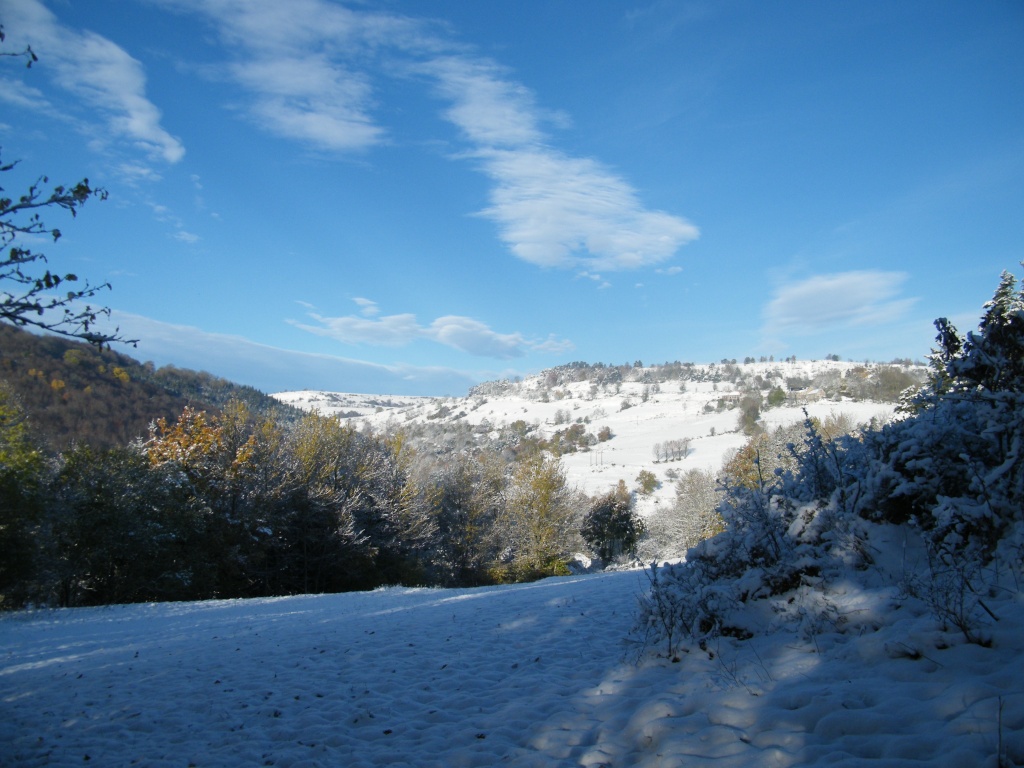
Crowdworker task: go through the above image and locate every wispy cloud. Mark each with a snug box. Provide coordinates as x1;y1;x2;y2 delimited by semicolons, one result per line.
0;77;51;112
148;0;697;271
424;54;699;271
578;271;612;290
151;0;412;152
425;56;546;147
428;316;532;359
763;271;918;336
0;0;184;164
290;299;572;360
295;311;422;349
469;145;698;271
9;0;697;271
352;297;381;317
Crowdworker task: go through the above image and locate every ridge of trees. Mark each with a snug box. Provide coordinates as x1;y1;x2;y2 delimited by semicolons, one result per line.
0;324;301;452
471;357;926;405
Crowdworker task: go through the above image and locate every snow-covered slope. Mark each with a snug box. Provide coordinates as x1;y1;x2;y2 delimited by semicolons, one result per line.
274;361;904;510
271;391;433;419
2;566;1020;767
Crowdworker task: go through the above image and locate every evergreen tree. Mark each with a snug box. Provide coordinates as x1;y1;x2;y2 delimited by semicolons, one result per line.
581;481;643;562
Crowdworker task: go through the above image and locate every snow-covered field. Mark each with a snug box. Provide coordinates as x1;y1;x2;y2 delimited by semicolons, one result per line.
2;566;1021;767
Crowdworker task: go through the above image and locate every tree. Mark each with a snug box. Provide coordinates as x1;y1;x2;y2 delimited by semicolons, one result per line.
737;394;762;435
275;411;371;594
48;445;204;606
415;449;497;586
636;469;658;495
641;468;723;559
493;453;582;580
146;403;282;596
877;265;1024;545
0;26;131;346
581;481;644;562
0;382;45;606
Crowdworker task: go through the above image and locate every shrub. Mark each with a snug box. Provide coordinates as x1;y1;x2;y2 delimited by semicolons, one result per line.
635;266;1024;656
581;482;644;562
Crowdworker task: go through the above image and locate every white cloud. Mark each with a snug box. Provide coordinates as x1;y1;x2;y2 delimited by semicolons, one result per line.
470;145;698;271
428;316;527;359
290;299;571;360
117;163;164;184
424;53;699;271
153;0;400;152
578;271;612;289
763;270;918;335
530;335;577;355
294;311;422;348
352;297;381;317
425;56;545;147
0;77;51;112
150;0;698;270
0;0;185;163
229;54;382;152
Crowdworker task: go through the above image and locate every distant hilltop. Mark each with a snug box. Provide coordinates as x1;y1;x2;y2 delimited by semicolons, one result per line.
273;358;925;502
274;358;926;420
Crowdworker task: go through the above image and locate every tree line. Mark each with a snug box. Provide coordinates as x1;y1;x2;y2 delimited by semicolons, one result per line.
0;390;651;608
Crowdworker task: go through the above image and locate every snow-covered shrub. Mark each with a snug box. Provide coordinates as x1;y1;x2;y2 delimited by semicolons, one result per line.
636;419;873;655
863;269;1024;641
636;266;1024;655
639;467;723;561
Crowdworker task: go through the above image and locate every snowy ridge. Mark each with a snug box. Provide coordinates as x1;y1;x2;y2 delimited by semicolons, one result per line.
271;391;433;420
275;360;907;505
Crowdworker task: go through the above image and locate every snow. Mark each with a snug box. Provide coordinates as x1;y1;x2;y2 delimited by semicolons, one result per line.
272;392;433;420
274;361;898;514
2;567;1022;766
14;359;1009;765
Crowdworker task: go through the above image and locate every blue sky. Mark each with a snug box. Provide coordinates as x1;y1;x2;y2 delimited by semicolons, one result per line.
1;0;1021;395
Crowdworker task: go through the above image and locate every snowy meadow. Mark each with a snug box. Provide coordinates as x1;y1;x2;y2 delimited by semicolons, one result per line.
2;564;1021;767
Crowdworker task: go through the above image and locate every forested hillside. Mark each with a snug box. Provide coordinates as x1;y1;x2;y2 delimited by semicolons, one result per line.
0;325;300;451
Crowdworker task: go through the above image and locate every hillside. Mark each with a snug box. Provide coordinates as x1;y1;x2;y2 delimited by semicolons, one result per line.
274;359;924;514
0;325;302;452
2;276;1021;766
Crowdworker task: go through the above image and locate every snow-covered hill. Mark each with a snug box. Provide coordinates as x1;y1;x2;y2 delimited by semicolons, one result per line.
271;390;433;420
274;360;911;512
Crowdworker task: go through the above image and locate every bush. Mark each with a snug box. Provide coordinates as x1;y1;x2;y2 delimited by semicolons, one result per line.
635;469;659;495
634;266;1024;655
581;482;644;562
635;421;874;656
